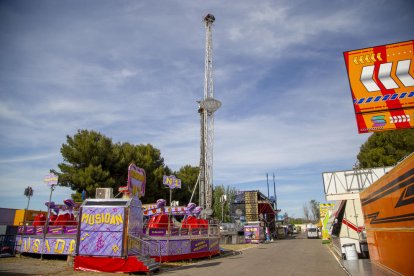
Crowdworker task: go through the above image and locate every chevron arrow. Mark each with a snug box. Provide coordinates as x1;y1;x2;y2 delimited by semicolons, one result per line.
361;65;380;92
376;53;383;61
378;62;399;89
396;59;414;87
353;57;359;64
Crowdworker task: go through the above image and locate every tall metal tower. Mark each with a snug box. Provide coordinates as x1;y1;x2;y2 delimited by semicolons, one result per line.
198;14;221;213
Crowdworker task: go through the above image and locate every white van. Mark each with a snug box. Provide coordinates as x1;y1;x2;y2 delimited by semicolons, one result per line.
307;227;318;239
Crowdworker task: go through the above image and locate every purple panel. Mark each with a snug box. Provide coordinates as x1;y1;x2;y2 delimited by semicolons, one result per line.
191;239;209;253
244;225;260;242
80;207;124;232
148;228;166;236
191;228;200;235
78;231;123;257
170;228;179;236
25;226;35;235
64;226;77;235
200;228;208;235
18;226;24;234
209;238;220;251
35;227;44;235
180;228;189;235
48;226;63;234
149;240;167;256
147;239;191;256
128;201;143;236
167;239;191;255
16;236;76;255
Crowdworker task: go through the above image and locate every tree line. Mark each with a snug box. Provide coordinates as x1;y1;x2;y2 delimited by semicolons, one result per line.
53;129;199;204
52;129;237;221
53;128;414;221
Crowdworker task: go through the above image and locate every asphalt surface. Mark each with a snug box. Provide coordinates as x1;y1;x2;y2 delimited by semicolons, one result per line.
0;233;347;275
163;234;347;276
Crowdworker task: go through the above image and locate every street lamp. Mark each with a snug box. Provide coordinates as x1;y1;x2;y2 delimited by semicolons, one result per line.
220;194;227;223
23;186;33;229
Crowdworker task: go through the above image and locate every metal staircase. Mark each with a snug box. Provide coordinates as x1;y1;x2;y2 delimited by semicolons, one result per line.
128;234;160;272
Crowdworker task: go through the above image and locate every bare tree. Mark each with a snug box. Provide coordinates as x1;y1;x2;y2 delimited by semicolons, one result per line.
303;203;310;221
310;199;320;222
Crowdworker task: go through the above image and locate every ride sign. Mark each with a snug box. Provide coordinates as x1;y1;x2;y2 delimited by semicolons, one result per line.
43;173;58;187
127;164;146;198
344;40;414;133
163;175;181;189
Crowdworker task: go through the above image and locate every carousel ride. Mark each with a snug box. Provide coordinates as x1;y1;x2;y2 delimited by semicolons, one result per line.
15;163;220;273
73;163;220;272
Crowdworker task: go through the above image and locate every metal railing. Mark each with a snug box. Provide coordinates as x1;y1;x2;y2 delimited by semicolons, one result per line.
143;222;220;238
128;234;161;260
17;221;78;235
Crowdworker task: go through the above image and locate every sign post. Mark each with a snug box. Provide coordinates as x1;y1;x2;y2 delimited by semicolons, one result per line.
41;173;58;260
163;175;181;206
163;175;181;245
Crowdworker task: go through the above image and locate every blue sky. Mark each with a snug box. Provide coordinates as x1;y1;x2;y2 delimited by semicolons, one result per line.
0;0;413;218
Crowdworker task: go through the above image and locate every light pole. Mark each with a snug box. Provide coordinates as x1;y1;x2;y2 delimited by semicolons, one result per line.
220;194;227;223
23;186;33;230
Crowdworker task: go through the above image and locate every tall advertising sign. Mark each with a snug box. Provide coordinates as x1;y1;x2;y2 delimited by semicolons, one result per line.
344;40;414;133
319;203;335;244
127;164;146;198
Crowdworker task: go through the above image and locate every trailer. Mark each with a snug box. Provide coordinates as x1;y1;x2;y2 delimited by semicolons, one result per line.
359;153;414;275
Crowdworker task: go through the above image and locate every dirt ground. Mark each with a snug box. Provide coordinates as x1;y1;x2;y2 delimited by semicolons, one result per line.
0;254;115;276
0;244;256;275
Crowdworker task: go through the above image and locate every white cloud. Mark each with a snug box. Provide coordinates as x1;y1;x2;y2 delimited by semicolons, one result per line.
0;152;56;164
0;0;411;215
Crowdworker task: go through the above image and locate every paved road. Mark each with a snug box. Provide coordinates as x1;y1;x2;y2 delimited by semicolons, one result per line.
163;234;347;276
0;233;347;275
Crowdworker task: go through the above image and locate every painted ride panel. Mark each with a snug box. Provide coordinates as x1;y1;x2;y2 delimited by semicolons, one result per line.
73;197;155;273
142;204;220;262
360;153;414;275
244;222;264;243
16;233;76;255
143;224;220;262
16;216;78;255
